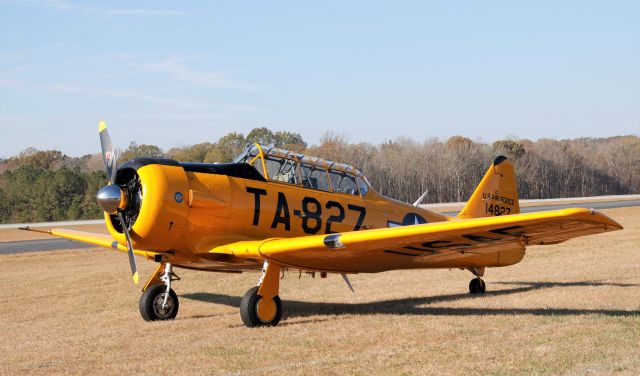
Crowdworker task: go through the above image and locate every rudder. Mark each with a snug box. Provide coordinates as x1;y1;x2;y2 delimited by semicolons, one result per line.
457;156;520;219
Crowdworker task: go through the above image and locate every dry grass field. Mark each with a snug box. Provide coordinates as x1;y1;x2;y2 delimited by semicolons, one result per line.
1;207;638;375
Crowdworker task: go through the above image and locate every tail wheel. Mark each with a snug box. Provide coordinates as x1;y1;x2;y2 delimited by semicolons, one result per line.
139;284;179;321
240;286;282;327
469;277;486;294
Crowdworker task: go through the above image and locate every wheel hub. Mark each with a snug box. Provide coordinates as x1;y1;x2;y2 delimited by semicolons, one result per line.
256;297;277;323
152;293;174;318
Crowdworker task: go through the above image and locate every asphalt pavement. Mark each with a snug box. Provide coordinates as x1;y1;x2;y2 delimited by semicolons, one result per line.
1;199;638;255
0;238;92;254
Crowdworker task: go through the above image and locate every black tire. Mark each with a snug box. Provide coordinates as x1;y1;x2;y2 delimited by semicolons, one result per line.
240;286;282;327
469;278;486;294
139;284;179;321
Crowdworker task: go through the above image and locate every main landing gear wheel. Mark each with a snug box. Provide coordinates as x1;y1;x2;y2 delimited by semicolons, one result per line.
139;284;179;321
469;277;486;294
240;286;282;327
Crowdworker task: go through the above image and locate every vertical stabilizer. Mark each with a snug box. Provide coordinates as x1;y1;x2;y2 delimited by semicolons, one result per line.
457;156;520;219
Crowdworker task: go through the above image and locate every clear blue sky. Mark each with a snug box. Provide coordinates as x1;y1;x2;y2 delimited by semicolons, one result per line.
1;0;639;158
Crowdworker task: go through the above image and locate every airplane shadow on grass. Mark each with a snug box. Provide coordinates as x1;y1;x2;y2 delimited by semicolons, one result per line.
182;281;640;320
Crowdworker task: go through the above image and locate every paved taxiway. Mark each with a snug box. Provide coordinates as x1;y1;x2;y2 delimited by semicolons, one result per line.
1;199;638;255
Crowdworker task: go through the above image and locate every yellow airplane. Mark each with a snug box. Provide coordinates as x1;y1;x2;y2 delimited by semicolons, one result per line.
24;122;623;327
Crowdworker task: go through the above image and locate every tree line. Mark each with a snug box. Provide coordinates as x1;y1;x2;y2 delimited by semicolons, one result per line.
306;134;640;204
1;127;638;223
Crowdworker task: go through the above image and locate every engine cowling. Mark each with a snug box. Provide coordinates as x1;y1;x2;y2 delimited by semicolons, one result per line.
105;158;190;252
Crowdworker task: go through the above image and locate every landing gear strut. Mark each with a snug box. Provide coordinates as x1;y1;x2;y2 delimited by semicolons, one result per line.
240;261;283;327
468;267;486;294
139;263;180;321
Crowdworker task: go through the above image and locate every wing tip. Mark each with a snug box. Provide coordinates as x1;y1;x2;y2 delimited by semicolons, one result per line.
583;208;624;230
18;226;51;234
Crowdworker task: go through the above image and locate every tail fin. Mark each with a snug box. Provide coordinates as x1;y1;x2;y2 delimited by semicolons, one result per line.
457;156;520;219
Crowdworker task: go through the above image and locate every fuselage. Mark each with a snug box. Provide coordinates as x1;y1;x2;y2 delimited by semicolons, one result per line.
104;146;525;273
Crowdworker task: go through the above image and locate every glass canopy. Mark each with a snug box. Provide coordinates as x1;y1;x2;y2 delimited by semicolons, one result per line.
234;144;370;196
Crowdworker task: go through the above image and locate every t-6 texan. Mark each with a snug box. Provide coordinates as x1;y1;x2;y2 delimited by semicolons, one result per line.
23;121;623;327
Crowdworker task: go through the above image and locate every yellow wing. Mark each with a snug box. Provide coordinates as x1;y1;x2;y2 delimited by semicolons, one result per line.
21;227;158;259
212;208;623;273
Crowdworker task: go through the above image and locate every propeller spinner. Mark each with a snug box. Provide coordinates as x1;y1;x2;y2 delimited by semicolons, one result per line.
96;184;127;214
97;121;139;285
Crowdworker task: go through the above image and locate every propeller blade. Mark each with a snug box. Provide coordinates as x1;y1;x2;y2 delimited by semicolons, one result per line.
99;122;137;284
99;120;117;185
118;211;139;285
